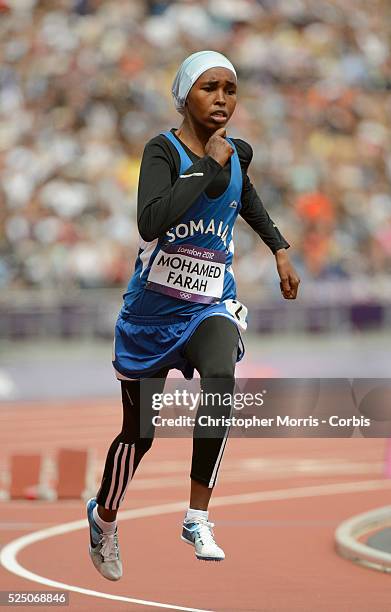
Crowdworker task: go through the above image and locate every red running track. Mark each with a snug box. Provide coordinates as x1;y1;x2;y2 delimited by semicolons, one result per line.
0;398;390;611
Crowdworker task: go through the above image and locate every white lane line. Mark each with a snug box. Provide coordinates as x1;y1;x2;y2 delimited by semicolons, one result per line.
0;501;209;612
117;461;384;490
1;480;390;612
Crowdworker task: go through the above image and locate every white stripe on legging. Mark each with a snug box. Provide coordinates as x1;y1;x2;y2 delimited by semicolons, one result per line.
119;443;135;506
208;402;234;488
105;443;125;509
208;433;229;488
111;443;131;510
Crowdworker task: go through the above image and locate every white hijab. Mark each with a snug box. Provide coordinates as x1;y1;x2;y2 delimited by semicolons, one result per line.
172;50;237;115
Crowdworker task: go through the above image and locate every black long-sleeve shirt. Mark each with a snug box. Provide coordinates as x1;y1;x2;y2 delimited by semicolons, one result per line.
137;128;290;253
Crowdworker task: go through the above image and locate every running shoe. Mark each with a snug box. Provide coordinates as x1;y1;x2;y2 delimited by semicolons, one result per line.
181;517;225;561
86;497;122;581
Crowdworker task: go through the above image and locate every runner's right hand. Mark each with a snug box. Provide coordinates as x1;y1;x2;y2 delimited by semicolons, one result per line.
205;128;234;167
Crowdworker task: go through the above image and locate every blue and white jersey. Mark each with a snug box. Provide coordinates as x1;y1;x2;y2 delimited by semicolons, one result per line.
113;131;248;380
121;130;243;319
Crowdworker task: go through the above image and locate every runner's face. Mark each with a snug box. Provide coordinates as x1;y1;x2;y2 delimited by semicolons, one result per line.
185;67;237;129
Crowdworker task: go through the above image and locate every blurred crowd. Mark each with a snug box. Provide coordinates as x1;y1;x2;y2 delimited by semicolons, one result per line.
0;0;390;295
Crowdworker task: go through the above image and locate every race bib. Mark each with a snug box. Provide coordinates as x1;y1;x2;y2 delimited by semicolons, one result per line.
223;298;248;331
145;243;226;303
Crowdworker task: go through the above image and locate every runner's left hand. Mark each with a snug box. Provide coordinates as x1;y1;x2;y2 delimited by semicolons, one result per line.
275;249;300;299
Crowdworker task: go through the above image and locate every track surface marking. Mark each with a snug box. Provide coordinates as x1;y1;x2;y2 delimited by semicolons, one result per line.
1;480;390;611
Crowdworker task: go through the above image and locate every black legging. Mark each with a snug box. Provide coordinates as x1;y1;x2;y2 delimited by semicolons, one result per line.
96;316;239;510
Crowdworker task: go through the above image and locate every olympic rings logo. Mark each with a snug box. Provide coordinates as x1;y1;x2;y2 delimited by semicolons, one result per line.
179;292;192;300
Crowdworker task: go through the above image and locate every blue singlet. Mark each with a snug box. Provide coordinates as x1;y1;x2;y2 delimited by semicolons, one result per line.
112;131;248;380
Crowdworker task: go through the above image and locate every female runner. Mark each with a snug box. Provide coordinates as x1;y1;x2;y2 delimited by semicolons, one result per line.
87;50;300;580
